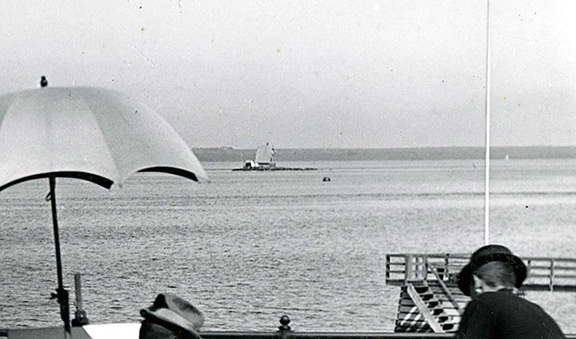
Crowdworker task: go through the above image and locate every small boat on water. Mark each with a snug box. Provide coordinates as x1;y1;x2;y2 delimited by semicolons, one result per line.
233;143;317;171
242;142;277;170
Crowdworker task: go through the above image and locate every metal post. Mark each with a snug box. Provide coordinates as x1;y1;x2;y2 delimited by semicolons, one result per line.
278;315;292;339
49;176;71;338
484;0;492;246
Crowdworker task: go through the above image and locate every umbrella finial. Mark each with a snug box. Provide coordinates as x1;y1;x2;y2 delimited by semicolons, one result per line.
40;76;48;88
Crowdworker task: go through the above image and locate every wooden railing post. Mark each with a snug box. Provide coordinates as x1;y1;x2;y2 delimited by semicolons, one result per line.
550;259;555;291
444;254;450;281
385;255;391;281
423;255;429;281
405;255;413;282
72;273;89;326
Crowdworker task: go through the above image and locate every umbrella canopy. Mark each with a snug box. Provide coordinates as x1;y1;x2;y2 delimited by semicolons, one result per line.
0;85;208;338
0;86;207;190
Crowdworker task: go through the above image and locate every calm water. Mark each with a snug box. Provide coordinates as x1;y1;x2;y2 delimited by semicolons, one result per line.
0;159;575;332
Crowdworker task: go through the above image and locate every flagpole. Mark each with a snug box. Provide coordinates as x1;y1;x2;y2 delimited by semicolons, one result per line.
484;0;491;245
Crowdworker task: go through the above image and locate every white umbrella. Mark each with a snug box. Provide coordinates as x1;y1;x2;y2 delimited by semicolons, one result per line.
0;83;208;338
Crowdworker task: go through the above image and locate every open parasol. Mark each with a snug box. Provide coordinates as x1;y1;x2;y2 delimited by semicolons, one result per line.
0;79;208;338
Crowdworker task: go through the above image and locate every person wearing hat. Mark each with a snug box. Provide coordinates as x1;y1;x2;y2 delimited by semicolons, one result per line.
140;293;204;339
456;244;565;339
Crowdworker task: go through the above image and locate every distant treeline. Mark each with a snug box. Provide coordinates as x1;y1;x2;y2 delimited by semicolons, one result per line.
192;146;576;162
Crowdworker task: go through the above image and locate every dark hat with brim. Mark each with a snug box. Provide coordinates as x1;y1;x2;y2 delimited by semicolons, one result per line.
457;244;527;296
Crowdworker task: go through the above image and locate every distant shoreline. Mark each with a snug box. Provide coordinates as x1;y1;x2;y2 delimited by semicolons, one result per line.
193;146;576;162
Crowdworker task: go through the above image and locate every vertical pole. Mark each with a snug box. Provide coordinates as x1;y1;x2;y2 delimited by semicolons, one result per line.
74;274;83;315
49;176;71;338
484;0;492;246
73;273;89;326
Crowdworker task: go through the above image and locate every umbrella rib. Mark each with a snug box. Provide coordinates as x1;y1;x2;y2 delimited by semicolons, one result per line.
138;166;199;182
0;172;113;192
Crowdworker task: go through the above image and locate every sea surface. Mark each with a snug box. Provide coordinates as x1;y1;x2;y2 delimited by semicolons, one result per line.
1;159;575;333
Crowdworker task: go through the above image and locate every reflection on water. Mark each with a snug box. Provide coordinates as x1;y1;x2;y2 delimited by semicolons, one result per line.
0;160;575;332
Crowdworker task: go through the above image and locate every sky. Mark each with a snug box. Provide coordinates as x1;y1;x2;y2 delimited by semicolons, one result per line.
2;0;576;149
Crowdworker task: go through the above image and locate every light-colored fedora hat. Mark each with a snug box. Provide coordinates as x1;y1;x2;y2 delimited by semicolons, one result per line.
140;293;204;339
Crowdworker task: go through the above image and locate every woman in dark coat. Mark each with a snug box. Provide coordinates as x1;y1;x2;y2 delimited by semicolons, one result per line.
456;245;566;339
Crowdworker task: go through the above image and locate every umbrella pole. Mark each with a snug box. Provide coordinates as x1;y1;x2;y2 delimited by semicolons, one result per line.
49;176;71;338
